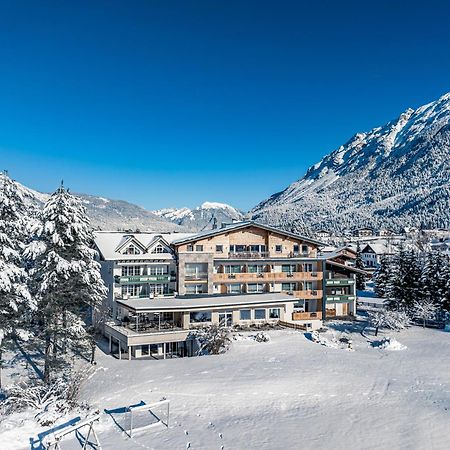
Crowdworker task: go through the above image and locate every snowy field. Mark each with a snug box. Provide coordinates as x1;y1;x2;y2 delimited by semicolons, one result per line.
2;319;450;450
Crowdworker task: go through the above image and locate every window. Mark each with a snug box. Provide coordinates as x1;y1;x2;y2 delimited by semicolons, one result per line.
123;244;140;255
282;282;296;291
121;284;142;298
294;300;305;311
149;284;168;295
185;284;205;294
185;263;207;279
302;245;309;254
230;244;246;253
227;283;242;294
275;245;282;253
196;245;204;252
254;309;266;320
303;263;313;272
122;266;141;276
225;265;242;274
247;283;264;293
149;265;168;275
247;265;264;273
216;245;223;253
151;244;167;254
190;311;212;322
282;264;296;273
240;309;251;320
293;244;299;253
187;244;194;252
269;308;280;319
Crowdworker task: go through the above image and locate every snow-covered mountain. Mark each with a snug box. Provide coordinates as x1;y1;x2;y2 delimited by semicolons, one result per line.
251;92;450;233
153;201;244;231
6;177;182;232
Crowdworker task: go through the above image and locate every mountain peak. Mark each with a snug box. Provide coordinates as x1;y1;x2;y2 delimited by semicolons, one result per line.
251;92;450;233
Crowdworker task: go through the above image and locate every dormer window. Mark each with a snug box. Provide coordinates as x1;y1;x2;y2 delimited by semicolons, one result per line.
124;244;140;255
151;244;167;254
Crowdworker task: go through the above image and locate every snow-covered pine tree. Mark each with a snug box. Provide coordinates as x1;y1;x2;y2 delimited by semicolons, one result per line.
355;242;366;290
373;255;392;298
28;184;107;383
419;250;444;305
440;258;450;312
0;172;35;389
384;247;421;314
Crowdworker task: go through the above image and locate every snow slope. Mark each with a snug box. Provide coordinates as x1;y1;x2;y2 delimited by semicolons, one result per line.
154;201;244;231
5;323;450;450
252;92;450;233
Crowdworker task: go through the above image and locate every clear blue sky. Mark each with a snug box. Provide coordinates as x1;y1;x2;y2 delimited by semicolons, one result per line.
1;0;449;211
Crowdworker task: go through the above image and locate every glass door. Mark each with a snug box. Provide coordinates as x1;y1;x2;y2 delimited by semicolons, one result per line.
218;311;233;327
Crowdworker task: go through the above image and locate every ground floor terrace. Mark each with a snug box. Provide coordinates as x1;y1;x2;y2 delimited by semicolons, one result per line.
104;293;324;359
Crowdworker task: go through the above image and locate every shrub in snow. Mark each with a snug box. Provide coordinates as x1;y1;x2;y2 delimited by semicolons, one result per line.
414;299;438;328
1;367;92;426
253;332;270;343
194;325;231;355
368;309;411;335
371;337;407;351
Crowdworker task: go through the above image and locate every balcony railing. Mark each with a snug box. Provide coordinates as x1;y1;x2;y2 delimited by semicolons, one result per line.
292;311;323;320
283;289;323;299
228;252;270;259
326;294;356;303
212;272;323;282
325;278;355;286
119;274;175;284
185;273;208;281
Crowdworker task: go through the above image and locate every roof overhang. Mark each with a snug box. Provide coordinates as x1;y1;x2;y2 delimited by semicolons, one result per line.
116;293;298;313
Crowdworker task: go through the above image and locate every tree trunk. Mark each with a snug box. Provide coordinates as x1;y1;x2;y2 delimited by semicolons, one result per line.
375;326;379;336
0;347;3;391
44;333;52;385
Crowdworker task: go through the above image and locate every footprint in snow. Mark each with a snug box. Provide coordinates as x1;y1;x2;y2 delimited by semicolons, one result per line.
186;443;191;449
185;430;189;435
219;433;223;439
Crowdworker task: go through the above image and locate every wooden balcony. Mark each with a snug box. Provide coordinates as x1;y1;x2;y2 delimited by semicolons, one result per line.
292;311;323;320
212;272;323;282
283;289;323;299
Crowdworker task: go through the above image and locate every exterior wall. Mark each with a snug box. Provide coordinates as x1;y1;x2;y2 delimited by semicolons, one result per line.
177;252;215;295
175;226;319;258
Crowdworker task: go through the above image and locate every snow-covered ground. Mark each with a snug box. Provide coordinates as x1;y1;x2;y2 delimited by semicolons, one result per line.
2;320;450;450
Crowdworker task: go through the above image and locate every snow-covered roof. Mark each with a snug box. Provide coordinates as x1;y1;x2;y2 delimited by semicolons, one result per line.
116;292;297;312
361;242;396;255
94;231;197;260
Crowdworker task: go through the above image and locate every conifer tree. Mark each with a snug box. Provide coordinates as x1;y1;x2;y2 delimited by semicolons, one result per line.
385;248;420;313
355;242;366;290
373;255;392;298
0;172;35;389
28;184;107;383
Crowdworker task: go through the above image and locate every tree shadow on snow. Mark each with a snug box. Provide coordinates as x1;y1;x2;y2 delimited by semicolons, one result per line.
325;319;366;334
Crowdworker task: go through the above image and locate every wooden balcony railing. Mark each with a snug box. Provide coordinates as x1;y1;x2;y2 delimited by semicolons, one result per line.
212;272;323;282
292;311;323;320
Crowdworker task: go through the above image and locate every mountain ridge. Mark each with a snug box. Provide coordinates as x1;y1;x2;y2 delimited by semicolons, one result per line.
251;92;450;233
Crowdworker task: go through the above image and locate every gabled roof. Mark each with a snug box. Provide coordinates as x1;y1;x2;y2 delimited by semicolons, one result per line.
171;221;326;247
94;231;197;260
325;259;369;276
115;235;147;253
145;235;172;253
